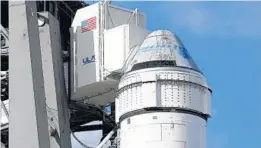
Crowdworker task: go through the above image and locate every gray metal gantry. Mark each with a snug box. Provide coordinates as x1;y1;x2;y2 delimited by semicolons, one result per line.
9;1;50;148
4;1;116;148
9;1;71;148
38;12;71;148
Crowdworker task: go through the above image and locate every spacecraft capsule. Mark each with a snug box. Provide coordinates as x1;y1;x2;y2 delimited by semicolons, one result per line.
116;30;212;148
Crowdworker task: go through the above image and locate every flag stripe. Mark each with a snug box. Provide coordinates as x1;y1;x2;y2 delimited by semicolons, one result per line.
81;16;97;32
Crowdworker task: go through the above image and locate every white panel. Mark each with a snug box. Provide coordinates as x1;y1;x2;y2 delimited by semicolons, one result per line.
72;2;146;32
104;25;127;72
120;112;206;148
199;124;206;148
137;85;143;106
141;71;156;82
121;124;162;148
104;24;149;73
127;86;132;111
204;90;212;115
71;4;100;95
128;24;150;52
106;5;146;29
165;141;186;148
73;80;118;105
115;97;120;123
76;29;97;87
186;122;202;148
71;3;148;85
131;124;162;142
72;5;133;105
121;90;126;114
157;71;208;88
161;82;179;107
132;86;137;108
142;83;157;107
116;68;211;119
162;123;186;141
159;81;207;113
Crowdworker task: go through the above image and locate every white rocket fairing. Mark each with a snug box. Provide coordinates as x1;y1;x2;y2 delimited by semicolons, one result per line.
115;30;212;148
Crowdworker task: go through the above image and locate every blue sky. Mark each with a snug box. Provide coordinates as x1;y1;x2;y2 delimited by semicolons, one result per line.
73;2;261;148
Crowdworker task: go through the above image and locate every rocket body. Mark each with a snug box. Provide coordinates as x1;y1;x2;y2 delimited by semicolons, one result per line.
115;30;212;148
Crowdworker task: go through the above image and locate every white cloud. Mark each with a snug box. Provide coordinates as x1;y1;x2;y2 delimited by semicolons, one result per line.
166;2;261;37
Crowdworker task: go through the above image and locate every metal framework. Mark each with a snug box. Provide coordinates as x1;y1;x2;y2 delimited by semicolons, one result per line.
1;1;116;148
9;1;50;148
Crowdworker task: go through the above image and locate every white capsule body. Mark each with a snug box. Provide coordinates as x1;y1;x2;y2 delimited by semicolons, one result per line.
116;68;211;148
115;30;212;148
120;112;206;148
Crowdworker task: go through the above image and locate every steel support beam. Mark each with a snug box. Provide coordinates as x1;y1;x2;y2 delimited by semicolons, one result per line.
38;12;72;148
9;1;50;148
97;128;117;148
1;100;9;120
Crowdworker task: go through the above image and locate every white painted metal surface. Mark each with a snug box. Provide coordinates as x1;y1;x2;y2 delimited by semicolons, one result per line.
70;2;148;106
38;12;71;148
71;3;146;32
9;1;50;148
70;2;146;89
71;3;100;98
116;67;211;122
116;30;212;148
72;27;119;105
120;112;206;148
104;24;150;75
75;29;98;88
104;5;146;29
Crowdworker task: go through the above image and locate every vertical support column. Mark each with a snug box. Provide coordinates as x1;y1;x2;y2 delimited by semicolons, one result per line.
69;27;74;103
9;1;50;148
38;12;72;148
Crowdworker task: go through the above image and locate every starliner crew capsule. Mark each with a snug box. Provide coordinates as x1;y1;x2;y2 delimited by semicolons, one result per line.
115;30;212;148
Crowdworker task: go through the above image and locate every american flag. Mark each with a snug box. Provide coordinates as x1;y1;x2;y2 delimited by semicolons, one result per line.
81;17;96;32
